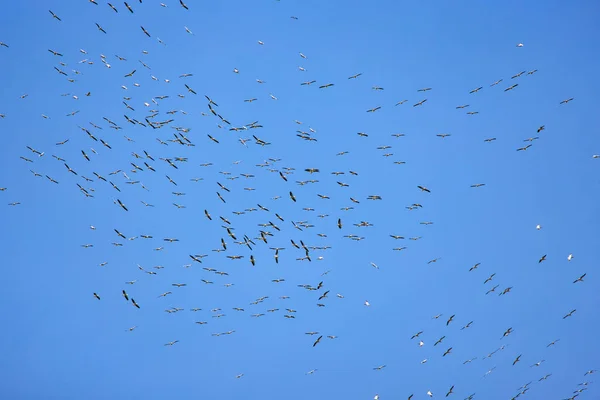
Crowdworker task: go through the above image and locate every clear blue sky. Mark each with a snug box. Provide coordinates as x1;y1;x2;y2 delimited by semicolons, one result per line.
1;1;599;399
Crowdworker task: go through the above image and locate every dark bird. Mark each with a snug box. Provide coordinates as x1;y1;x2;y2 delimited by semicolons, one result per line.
49;10;61;21
95;23;107;34
116;199;128;211
313;335;323;347
512;354;521;365
560;97;574;105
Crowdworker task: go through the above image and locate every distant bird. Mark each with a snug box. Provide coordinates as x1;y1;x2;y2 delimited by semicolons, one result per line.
95;23;107;34
560;97;574;105
49;10;61;21
411;331;423;339
313;335;323;347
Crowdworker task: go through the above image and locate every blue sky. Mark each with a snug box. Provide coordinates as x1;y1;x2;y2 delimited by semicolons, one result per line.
1;0;599;399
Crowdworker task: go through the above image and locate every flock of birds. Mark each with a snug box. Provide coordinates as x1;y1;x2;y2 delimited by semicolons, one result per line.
1;1;598;400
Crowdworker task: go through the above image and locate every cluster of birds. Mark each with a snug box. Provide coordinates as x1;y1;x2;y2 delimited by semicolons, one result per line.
1;1;597;400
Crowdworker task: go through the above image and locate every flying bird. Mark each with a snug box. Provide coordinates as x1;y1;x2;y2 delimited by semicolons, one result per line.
313;335;323;347
49;10;61;21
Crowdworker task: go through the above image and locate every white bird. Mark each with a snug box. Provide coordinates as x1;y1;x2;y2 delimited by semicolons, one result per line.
421;359;428;364
427;390;433;397
370;262;379;269
419;340;424;347
516;43;524;47
568;253;573;261
374;395;379;400
536;224;542;230
364;300;370;306
593;155;599;158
